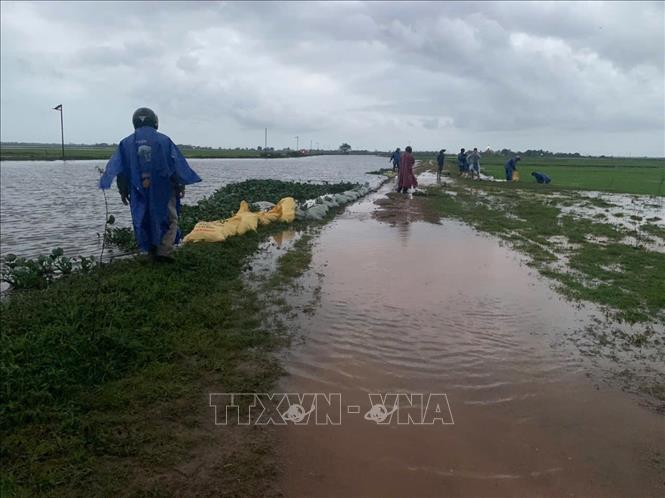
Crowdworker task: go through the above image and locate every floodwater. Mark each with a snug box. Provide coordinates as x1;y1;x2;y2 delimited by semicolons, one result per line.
275;181;664;497
0;155;386;259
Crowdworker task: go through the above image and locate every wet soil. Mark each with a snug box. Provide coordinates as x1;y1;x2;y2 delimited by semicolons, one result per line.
274;180;665;497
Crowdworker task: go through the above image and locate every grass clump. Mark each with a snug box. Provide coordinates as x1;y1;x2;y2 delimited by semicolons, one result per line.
543;243;665;322
268;235;314;288
641;223;665;240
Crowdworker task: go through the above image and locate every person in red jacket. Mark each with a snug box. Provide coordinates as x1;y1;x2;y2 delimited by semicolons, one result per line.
397;146;417;194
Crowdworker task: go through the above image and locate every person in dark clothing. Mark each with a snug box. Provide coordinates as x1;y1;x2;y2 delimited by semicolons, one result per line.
457;148;468;176
397;146;417;194
389;148;401;172
531;171;551;184
504;155;521;181
436;149;446;180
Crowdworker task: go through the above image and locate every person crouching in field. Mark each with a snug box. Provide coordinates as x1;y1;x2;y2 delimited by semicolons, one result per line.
397;146;417;194
504;155;521;182
531;171;551;184
436;149;446;181
467;147;481;180
99;107;202;261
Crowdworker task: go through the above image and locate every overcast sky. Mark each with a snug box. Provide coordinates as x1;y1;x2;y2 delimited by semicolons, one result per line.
1;1;664;156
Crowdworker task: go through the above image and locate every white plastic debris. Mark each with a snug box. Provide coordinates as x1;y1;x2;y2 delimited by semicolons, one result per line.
252;201;276;211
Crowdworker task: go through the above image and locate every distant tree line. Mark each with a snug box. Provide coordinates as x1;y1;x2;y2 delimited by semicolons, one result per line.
486;148;583;158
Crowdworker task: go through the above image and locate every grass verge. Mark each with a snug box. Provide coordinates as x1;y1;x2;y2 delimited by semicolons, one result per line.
429;154;665;196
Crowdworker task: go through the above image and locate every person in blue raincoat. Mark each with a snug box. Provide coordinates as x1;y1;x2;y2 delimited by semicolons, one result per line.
99;107;201;261
389;148;401;172
531;171;551;184
504;155;521;181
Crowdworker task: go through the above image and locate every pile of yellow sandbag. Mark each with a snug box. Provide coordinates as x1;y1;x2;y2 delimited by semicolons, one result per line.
183;197;296;244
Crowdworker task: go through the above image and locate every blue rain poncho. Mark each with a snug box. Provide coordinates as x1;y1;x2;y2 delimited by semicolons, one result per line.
390;150;401;166
504;158;519;171
504;158;520;181
457;151;468;172
99;126;202;251
532;171;551;184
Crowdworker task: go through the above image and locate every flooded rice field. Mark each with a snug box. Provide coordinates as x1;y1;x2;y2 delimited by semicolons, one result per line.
552;190;665;252
558;190;664;229
0;155;386;260
274;182;664;497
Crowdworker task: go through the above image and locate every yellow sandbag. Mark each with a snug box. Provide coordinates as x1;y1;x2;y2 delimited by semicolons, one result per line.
277;197;296;223
235;212;259;235
228;201;259;235
513;171;520;182
181;221;220;244
257;208;281;225
182;219;239;243
183;196;296;244
235;200;251;215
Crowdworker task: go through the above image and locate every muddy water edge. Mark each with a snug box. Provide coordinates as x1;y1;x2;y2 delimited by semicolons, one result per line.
272;175;664;497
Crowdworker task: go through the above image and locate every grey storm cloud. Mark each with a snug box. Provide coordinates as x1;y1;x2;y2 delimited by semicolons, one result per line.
1;0;663;155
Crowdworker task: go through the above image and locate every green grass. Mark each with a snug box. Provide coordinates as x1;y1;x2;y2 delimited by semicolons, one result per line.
268;235;314;288
542;242;665;323
642;223;665;239
0;146;116;161
1;238;276;496
471;156;665;196
0;180;351;497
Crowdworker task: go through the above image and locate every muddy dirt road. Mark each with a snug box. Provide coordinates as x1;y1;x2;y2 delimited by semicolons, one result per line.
275;180;664;497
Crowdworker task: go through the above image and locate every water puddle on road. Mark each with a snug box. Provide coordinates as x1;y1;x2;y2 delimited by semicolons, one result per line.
274;183;664;497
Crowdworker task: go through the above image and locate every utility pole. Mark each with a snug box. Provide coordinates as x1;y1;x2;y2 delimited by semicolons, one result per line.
264;128;267;150
310;139;313;151
53;104;64;160
295;136;299;150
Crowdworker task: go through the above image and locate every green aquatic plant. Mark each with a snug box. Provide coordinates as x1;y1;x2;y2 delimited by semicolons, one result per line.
366;168;393;175
104;226;138;252
1;249;95;290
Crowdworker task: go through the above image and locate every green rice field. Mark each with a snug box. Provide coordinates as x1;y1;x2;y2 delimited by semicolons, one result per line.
468;156;664;196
